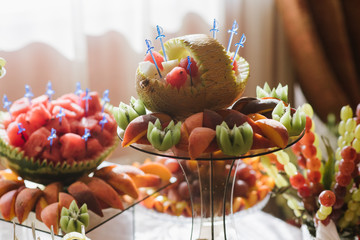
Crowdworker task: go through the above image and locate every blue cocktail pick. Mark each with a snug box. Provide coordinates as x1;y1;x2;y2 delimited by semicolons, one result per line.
226;20;239;52
145;39;162;78
209;19;219;39
82;88;92;116
24;85;34;105
46;82;55;102
2;95;12;119
17;123;26;142
82;128;91;150
101;89;110;113
232;33;246;66
99;113;108;131
47;128;57;152
156;25;167;62
75;82;83;96
56;107;66;126
187;56;193;86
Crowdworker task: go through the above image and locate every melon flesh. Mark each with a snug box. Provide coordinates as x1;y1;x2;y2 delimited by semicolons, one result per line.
60;133;86;159
23;127;51;158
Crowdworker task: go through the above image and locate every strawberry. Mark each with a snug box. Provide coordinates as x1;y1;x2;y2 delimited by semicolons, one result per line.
165;67;187;90
179;57;198;77
144;51;164;70
231;56;238;75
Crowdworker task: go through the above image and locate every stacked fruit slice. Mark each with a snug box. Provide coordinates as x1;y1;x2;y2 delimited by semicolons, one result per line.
0;91;119;184
116;83;306;159
0;163;171;234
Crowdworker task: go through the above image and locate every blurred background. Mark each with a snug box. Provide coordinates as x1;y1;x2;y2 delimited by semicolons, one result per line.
0;0;359;161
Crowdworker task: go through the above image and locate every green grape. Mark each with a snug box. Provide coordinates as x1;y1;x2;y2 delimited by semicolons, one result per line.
344;131;355;143
348;200;360;211
355;125;360;139
340;105;353;121
338;217;349;228
344;209;355;222
338;136;346;148
314;133;320;147
353;139;360;153
316;210;328;220
302;103;313;118
0;58;6;67
284;162;297;177
345;118;357;132
352;189;360;202
336;148;342;161
275;151;290;165
319;205;332;215
338;121;346;136
356;206;360;216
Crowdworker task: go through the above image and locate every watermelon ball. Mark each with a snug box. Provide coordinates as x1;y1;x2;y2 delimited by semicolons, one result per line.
165;67;188;90
144;51;164;71
179;57;198;77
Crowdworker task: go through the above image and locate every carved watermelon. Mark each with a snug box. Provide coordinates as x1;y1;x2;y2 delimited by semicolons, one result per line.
0;91;119;184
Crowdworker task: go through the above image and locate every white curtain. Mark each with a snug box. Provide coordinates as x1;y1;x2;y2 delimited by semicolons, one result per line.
0;0;294;161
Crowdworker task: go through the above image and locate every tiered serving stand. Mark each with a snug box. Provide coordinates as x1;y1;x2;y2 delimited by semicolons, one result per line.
118;128;304;240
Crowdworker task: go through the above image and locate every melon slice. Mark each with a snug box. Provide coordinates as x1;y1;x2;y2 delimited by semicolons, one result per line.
136;34;250;120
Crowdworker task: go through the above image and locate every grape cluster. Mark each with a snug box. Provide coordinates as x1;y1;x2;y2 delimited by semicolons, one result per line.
316;190;336;225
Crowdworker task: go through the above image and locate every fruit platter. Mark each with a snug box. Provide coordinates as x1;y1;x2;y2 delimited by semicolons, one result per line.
111;30;306;240
0;81;175;238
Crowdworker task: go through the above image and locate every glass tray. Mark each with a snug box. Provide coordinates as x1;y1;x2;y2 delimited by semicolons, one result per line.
0;161;176;238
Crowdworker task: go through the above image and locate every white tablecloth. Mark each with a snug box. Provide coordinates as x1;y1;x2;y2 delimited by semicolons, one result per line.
0;206;302;240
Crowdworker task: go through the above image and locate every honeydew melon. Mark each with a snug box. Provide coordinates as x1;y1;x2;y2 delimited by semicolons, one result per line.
136;34;250;120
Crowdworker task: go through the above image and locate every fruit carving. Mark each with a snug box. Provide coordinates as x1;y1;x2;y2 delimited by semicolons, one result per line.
136;34;250;120
60;200;89;234
117;83;306;159
0;90;119;184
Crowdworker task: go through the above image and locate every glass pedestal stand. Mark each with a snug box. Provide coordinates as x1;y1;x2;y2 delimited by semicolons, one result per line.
121;129;303;240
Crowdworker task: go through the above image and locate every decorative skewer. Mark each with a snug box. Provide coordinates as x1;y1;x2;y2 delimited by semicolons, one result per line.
232;33;246;66
3;94;12;119
75;81;83;105
75;82;83;97
31;222;37;240
82;88;92;117
82;128;91;151
17;123;26;142
187;56;193;86
47;128;57;153
46;82;55;102
101;89;110;113
99;113;108;132
226;20;238;52
145;39;162;78
50;225;54;240
156;25;167;62
24;85;34;105
209;18;219;39
13;221;18;240
56;107;66;126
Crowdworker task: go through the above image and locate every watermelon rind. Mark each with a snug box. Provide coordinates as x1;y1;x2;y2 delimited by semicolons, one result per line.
0;109;119;185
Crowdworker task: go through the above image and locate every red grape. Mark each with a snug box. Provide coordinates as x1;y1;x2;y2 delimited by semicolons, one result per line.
307;170;321;183
292;142;302;155
300;131;315;145
233;179;249;198
289;172;306;189
177;181;190;200
306;157;321;171
297;154;307;169
305;116;312;132
302;145;317;159
319;190;336;207
298;184;311;198
339;159;355;175
333;183;347;198
341;146;357;162
332;198;345;210
164;158;180;173
310;182;324;196
335;172;352;187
